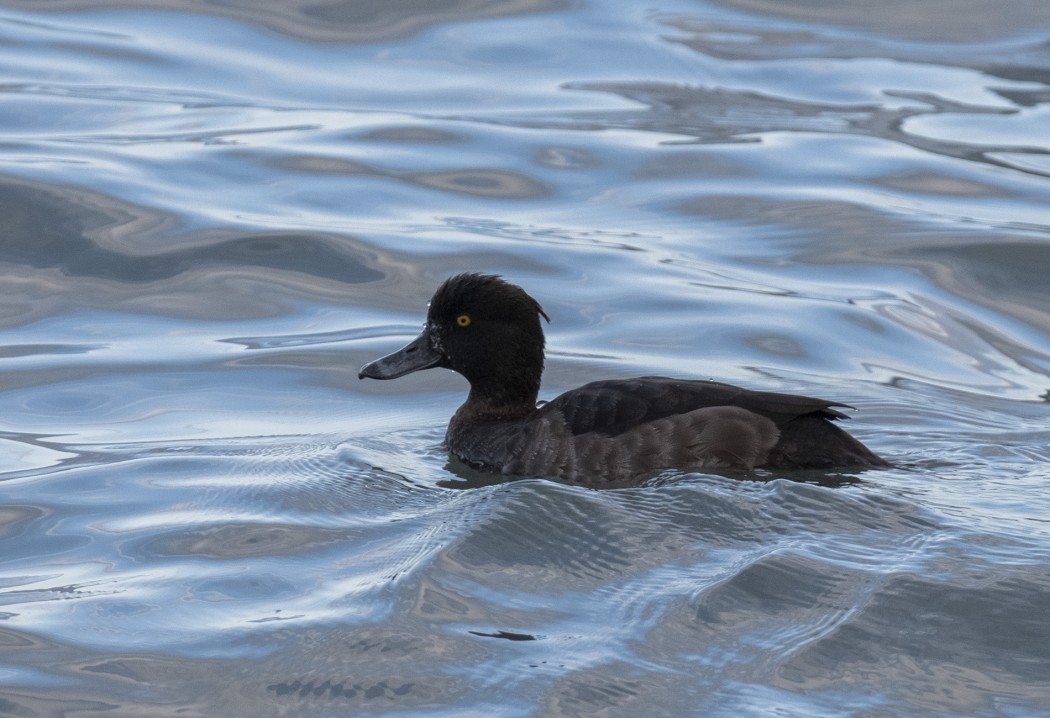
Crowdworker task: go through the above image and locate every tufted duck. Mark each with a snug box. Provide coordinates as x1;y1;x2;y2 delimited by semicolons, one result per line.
359;273;888;483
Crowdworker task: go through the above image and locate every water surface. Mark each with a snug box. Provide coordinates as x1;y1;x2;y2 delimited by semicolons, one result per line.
1;1;1049;716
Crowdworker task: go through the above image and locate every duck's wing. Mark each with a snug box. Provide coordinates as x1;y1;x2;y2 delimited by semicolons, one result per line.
539;376;851;438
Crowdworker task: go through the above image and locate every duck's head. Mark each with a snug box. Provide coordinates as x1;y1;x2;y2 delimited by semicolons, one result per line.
359;274;550;403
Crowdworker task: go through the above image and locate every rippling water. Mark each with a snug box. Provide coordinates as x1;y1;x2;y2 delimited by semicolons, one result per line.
1;1;1049;715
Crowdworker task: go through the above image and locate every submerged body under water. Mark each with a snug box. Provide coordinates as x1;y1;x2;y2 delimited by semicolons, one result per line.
1;0;1049;716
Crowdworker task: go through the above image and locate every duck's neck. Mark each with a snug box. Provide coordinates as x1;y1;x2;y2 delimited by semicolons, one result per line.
458;371;541;423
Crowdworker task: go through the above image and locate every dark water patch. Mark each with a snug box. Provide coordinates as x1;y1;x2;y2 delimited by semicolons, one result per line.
0;506;45;539
190;574;299;603
246;625;475;712
271;150;555;199
665;12;1050;74
775;571;1050;714
993;84;1050;107
873;169;1016;198
0;343;101;358
0;176;380;283
566;82;1049;176
358;126;465;143
693;549;863;630
706;0;1050;42
634;149;754;180
540;668;655;717
408;168;551;199
0;175;170;258
0;176;383;324
1;0;570;43
0;693;120;716
681;195;1050;355
273;154;378;176
267;676;415;700
896;240;1050;319
141;523;357;561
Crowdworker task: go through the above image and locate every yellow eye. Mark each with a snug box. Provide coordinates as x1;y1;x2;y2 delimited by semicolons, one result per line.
456;314;471;327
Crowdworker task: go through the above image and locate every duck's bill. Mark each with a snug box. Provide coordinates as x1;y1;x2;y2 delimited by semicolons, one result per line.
358;331;444;380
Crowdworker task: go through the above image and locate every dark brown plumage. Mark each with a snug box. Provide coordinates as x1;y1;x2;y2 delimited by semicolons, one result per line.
359;273;888;484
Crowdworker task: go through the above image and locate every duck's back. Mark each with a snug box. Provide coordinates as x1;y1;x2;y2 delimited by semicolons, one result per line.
541;377;851;435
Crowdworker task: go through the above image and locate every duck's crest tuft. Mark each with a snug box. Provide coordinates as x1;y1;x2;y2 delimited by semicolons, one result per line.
430;273;550;324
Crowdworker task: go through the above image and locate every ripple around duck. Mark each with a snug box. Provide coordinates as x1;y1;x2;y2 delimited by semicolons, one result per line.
374;471;961;713
773;570;1050;714
420;476;936;633
428;469;940;591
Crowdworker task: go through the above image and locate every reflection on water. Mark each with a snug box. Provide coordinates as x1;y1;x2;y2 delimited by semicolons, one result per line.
3;0;569;42
706;0;1050;43
570;80;1050;178
0;177;381;284
1;0;1049;715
